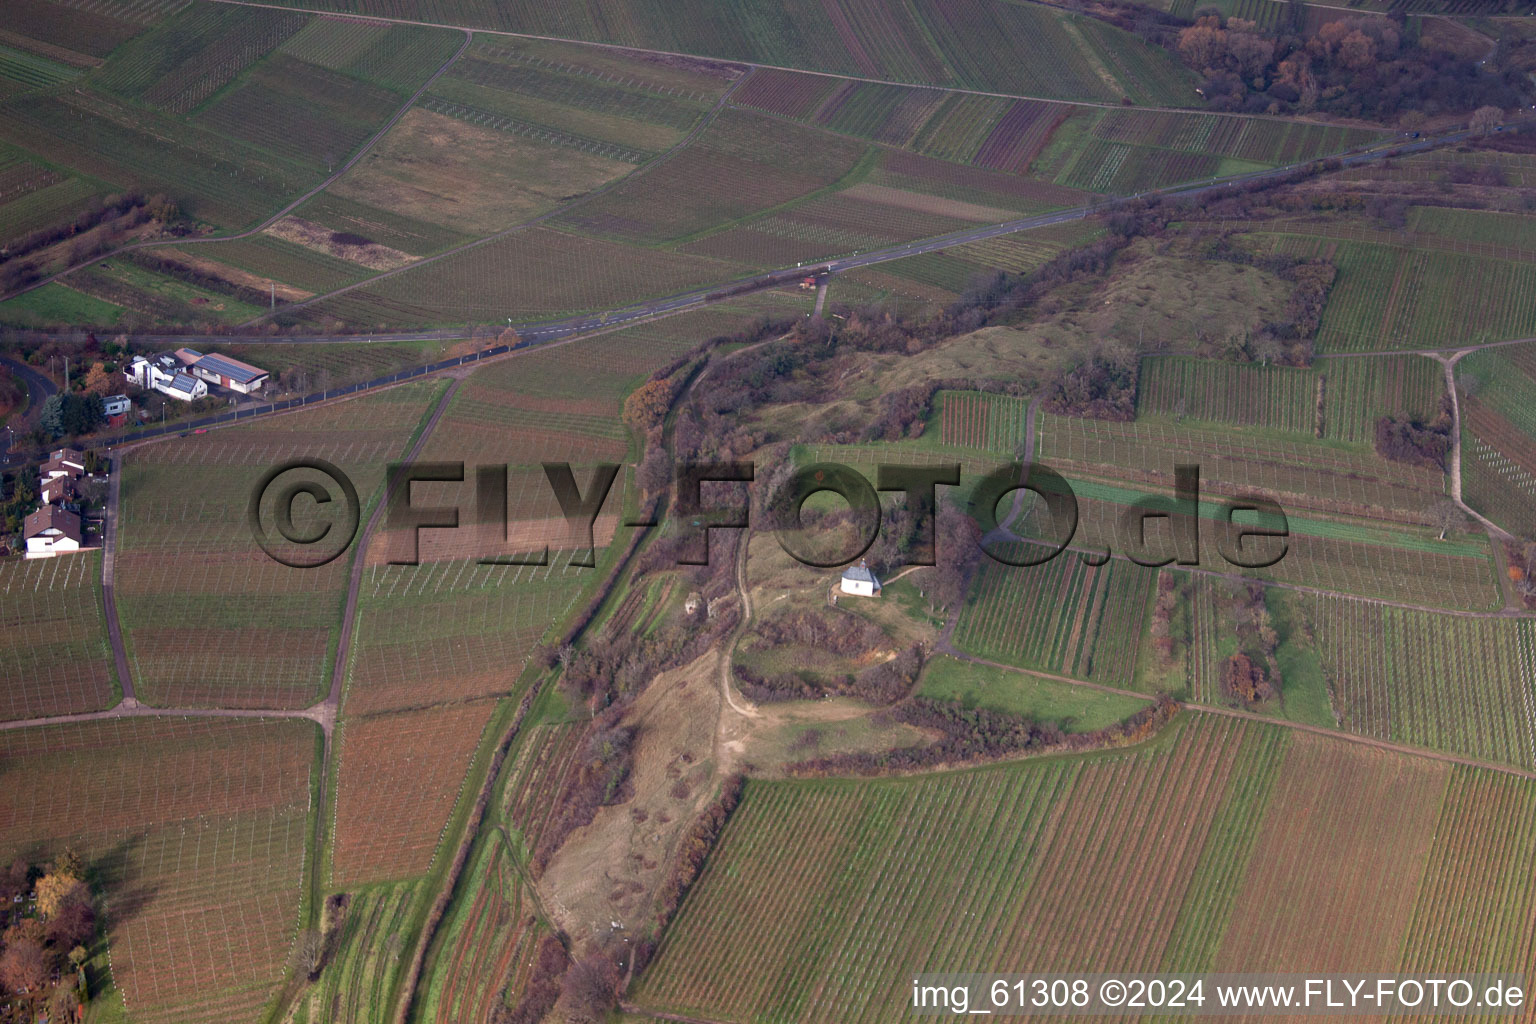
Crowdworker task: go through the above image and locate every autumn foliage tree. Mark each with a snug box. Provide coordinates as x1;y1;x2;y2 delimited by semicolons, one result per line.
622;378;675;434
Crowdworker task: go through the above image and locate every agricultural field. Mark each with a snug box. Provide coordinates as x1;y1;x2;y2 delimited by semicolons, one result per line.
1138;356;1319;435
1258;234;1536;352
331;698;498;885
345;557;589;715
953;549;1154;686
324;106;635;235
555;107;869;245
288;882;423;1024
114;380;445;708
1458;343;1536;537
4;0;160;64
191;54;402;172
1037;484;1502;610
915;654;1151;732
63;255;266;326
94;4;309;114
1138;353;1444;445
853;219;1105;300
1304;595;1536;771
297;226;746;327
249;0;1195;103
636;717;1536;1022
0;551;116;721
0;716;317;1024
1034;411;1447;520
0;89;317;228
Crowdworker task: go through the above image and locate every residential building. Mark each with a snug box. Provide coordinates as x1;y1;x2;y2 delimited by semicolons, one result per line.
24;506;82;558
41;447;85;481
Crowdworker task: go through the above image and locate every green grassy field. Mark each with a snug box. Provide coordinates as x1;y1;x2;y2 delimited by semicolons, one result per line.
916;654;1150;731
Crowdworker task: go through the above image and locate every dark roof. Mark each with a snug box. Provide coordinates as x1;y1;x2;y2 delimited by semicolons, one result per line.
166;372;201;395
194;352;267;384
24;505;81;543
841;564;879;585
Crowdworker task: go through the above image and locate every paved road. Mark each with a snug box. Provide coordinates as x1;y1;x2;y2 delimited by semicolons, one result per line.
0;356;58;448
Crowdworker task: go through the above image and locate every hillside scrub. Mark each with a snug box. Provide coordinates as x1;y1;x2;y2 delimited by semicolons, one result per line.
786;694;1179;776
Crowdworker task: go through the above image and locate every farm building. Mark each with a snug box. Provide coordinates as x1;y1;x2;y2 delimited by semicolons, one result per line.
840;560;881;597
183;349;270;393
41;447;84;481
24;506;82;559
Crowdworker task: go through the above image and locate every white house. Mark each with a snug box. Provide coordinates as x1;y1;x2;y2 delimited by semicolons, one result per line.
102;394;131;418
126;353;181;391
840;560;881;597
24;506;82;559
162;371;207;401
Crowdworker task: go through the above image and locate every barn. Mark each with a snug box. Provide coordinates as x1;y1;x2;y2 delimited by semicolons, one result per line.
189;352;269;394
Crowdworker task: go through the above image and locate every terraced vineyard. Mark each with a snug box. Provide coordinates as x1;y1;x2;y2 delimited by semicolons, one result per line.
954;550;1153;686
418;837;550;1024
289;883;422;1024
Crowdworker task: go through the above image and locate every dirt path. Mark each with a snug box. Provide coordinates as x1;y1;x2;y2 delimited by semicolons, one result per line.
101;453;135;703
1435;350;1514;542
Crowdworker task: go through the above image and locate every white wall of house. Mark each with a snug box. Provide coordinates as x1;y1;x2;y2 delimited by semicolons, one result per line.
25;534;81;559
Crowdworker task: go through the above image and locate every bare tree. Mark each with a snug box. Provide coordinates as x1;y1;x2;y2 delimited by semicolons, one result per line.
1471;105;1504;135
1428;499;1468;540
294;928;323;978
1251;334;1285;367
